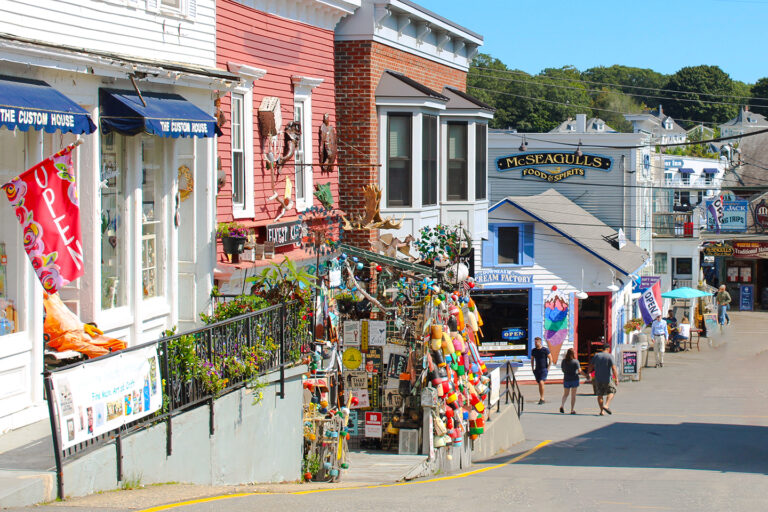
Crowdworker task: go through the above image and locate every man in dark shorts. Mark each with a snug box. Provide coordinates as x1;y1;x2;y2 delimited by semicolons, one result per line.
589;344;618;415
531;337;553;405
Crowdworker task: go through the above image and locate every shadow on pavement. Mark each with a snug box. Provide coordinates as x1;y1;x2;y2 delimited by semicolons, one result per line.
484;422;768;475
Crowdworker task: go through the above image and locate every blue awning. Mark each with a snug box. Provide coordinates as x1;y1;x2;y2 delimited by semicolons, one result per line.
703;168;719;174
99;89;220;138
678;167;694;174
0;75;96;134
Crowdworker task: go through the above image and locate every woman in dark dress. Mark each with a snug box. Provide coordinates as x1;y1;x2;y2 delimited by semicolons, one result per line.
559;348;586;414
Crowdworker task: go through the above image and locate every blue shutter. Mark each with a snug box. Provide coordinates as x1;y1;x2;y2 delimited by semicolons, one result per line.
529;287;544;356
481;226;495;268
522;223;535;266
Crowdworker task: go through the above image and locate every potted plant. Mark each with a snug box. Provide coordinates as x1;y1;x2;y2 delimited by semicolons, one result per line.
217;221;248;262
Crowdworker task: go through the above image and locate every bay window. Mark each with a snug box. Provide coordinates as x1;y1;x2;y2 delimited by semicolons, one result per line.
475;123;487;200
447;122;468;201
387;113;412;207
422;114;438;206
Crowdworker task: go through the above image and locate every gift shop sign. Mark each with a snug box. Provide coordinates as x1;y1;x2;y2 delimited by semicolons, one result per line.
264;220;302;246
497;151;612;182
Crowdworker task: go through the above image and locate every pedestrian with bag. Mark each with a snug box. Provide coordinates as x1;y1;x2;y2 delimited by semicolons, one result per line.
588;344;618;415
559;348;586;414
716;285;731;326
651;314;667;367
531;337;552;405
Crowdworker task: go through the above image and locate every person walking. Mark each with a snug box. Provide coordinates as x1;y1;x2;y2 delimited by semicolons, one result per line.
531;337;553;405
651;314;667;367
559;348;585;414
588;345;618;415
716;285;732;326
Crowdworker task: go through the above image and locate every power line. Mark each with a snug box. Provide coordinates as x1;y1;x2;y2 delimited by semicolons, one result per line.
471;72;767;109
487;172;766;191
472;65;767;102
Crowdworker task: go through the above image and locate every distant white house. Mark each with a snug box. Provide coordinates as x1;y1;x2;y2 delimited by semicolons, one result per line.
624;105;687;145
550;113;617;133
719;106;768;138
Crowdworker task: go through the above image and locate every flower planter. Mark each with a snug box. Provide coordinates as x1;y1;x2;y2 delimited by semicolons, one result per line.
221;236;246;263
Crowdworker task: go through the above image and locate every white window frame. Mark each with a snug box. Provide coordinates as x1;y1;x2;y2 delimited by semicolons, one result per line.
231;87;254;219
146;0;196;18
291;76;323;212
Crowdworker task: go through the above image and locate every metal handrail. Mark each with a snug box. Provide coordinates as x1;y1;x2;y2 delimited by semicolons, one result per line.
44;300;309;499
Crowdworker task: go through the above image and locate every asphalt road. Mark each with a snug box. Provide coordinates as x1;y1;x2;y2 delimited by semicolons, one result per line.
9;312;768;511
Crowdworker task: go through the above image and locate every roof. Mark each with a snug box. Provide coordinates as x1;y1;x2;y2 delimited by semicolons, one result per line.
376;70;449;101
395;0;483;41
442;86;495;112
490;189;649;276
549;116;617;133
722;131;768;188
720;107;768;128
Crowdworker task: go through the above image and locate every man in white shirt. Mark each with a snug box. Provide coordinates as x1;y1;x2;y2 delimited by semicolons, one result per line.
650;314;667;368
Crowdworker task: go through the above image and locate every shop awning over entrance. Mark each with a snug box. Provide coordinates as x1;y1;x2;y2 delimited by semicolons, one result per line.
99;89;220;138
0;75;96;134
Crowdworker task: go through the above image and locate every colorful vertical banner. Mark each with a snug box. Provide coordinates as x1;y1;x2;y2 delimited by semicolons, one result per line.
543;286;568;363
707;196;724;234
639;280;663;324
2;143;83;293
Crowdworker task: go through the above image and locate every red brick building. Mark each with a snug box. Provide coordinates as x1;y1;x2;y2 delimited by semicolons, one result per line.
334;0;493;256
215;0;359;279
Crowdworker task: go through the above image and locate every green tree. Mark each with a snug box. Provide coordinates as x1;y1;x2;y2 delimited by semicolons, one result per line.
582;65;667;106
663;65;739;126
749;77;768;117
589;87;642;132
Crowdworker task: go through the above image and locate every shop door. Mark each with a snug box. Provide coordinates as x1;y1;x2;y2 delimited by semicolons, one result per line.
577;295;607;367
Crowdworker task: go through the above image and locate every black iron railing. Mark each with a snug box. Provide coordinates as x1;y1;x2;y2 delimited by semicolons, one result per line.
44;300;309;500
484;361;524;421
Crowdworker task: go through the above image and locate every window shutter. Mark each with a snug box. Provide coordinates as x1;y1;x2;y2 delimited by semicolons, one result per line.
146;0;158;12
522;223;535;266
187;0;196;17
481;227;495;268
529;287;544;356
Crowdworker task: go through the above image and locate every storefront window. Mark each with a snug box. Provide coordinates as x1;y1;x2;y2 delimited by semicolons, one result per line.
0;132;26;335
141;136;165;300
675;257;692;276
100;133;128;310
475;124;487;200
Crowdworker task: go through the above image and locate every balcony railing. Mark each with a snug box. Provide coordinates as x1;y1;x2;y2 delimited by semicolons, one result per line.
653;212;697;238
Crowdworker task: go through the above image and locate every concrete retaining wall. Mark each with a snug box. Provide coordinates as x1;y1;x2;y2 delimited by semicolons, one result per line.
61;366;305;498
471;402;525;461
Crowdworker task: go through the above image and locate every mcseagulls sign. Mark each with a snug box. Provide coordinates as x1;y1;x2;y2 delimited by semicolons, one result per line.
496;151;613;182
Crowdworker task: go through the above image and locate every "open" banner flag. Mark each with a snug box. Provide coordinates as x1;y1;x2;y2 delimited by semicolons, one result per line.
2;143;84;294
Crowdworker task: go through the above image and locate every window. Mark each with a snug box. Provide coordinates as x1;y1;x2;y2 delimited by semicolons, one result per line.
705;173;713;185
231;93;244;208
447;122;467;201
387;113;411;207
497;226;520;264
141;136;165;300
482;223;534;267
681;172;690;185
475;123;487;200
422;115;437;206
160;0;181;9
675;257;692;276
100;132;128;310
294;101;306;203
654;252;668;274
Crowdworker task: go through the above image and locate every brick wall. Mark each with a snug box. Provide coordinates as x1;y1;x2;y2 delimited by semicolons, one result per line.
335;40;467;247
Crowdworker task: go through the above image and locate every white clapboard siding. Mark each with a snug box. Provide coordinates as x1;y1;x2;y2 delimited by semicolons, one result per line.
0;0;216;67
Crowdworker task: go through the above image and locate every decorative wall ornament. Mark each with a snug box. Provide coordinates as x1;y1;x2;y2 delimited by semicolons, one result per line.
266;121;302;220
313;182;334;210
371;234;416;260
214;97;227;128
177;165;194;202
341;184;403;230
319;113;337;173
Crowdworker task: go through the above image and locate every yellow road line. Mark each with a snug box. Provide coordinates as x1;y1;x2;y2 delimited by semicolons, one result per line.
136;440;551;511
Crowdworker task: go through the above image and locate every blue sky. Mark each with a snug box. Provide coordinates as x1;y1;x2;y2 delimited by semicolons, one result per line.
415;0;767;84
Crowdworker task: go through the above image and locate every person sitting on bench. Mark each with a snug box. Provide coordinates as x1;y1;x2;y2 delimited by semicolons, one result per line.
673;316;691;351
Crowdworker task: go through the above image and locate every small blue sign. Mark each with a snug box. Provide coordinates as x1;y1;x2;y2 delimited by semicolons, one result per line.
502;328;526;341
740;285;754;311
664;159;684;168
